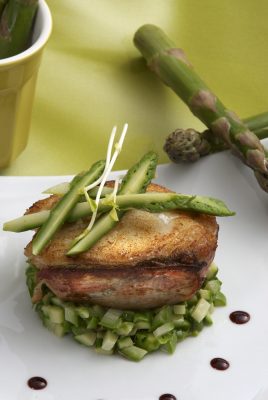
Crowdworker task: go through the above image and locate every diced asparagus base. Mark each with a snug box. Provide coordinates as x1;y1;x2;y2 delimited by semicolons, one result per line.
213;291;227;306
100;309;123;329
102;331;119;351
28;262;226;361
116;322;135;336
161;331;177;354
43;319;66;337
76;306;90;319
41;305;64;324
117;337;134;350
95;348;114;356
75;332;96;347
205;279;222;294
173;304;186;315
64;306;79;326
153;322;175;338
199;289;211;301
191;299;211;323
206;262;219;280
119;346;148;362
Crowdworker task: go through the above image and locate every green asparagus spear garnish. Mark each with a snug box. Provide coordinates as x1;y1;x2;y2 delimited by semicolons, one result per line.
164;112;268;163
43;183;113;197
31;160;106;256
0;0;38;59
134;25;268;192
67;151;158;256
3;191;234;233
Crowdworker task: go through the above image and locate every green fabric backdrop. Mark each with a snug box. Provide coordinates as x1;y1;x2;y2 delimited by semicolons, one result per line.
2;0;268;175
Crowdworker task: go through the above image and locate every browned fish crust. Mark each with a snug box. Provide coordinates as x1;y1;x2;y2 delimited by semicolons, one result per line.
25;183;219;309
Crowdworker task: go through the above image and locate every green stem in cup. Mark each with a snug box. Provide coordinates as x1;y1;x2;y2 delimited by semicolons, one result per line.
0;0;8;16
0;0;38;59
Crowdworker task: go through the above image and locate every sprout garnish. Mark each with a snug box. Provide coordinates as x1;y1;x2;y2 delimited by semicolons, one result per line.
78;124;128;241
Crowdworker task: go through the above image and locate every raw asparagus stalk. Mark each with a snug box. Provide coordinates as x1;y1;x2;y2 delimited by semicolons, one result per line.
67;151;158;256
164;112;268;163
31;160;106;256
134;24;268;192
3;191;234;232
0;0;38;59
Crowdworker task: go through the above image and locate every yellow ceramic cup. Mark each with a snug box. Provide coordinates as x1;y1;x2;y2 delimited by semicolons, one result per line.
0;0;52;169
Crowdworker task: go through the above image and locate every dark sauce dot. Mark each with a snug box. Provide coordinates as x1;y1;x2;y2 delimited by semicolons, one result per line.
229;311;250;324
210;358;230;371
27;376;47;390
159;394;177;400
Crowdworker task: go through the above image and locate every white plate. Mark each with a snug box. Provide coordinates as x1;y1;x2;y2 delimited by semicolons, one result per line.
1;150;268;400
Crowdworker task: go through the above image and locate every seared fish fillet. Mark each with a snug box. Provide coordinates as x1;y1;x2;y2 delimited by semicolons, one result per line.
25;183;218;309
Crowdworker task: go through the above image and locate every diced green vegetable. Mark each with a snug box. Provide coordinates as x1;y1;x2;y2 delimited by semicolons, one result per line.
86;316;99;330
204;314;213;326
100;309;123;329
95;348;114;356
206;262;219;280
191;298;211;323
135;332;160;352
205;279;222;294
213;292;227;306
153;322;175;338
26;261;227;361
152;305;173;329
198;289;211;301
102;331;118;351
75;332;96;347
173;304;186;315
43;320;66;337
135;321;151;330
76;306;90;319
119;345;148;362
64;306;79;326
116;322;135;336
161;331;177;354
41;305;64;324
91;305;105;318
117;337;133;350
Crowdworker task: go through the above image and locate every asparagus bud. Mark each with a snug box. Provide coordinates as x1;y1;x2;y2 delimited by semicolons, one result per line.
134;24;268;192
164;128;219;163
164;112;268;163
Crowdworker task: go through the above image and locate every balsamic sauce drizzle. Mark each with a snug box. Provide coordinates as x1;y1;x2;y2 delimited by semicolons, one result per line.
159;394;177;400
210;358;230;371
229;311;250;324
27;376;47;390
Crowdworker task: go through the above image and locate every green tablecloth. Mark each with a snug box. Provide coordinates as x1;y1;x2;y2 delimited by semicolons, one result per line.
2;0;268;176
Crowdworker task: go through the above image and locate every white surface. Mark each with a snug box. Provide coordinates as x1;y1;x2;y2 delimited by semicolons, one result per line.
1;150;268;400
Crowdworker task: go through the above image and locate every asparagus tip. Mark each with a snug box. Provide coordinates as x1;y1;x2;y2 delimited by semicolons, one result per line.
164;128;211;163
